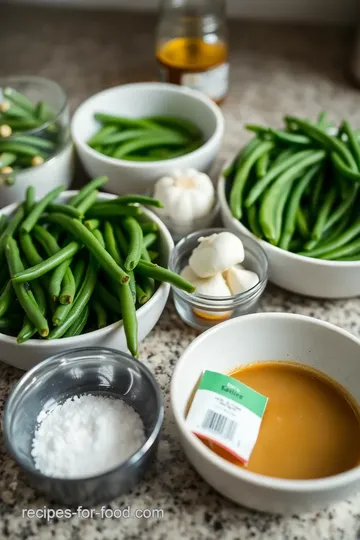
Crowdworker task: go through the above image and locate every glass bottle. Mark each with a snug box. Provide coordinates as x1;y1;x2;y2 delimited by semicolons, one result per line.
156;0;229;104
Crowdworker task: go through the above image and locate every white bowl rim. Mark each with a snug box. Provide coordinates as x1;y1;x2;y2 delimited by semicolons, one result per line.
71;82;225;169
171;311;360;493
218;159;360;268
0;190;173;347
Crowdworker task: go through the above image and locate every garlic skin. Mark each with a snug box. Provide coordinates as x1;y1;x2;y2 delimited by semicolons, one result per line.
189;232;245;278
181;266;232;297
224;265;259;294
153;169;215;226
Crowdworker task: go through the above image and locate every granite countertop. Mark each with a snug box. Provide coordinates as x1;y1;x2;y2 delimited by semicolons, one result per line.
1;6;360;539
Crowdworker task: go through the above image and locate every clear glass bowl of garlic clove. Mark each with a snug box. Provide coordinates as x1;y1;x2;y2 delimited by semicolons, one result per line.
169;228;268;331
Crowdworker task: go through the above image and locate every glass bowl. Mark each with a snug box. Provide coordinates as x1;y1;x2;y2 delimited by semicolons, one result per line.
3;347;164;506
169;227;268;331
0;76;73;207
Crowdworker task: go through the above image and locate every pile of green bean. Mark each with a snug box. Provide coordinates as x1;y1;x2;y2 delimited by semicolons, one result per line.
0;87;63;179
225;113;360;261
88;113;204;161
0;176;195;356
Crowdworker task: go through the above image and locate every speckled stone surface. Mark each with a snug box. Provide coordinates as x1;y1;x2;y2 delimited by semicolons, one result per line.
1;6;360;539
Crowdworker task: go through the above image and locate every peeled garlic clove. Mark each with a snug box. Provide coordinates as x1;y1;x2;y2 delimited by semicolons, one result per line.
224;265;259;294
180;266;232;297
189;232;245;278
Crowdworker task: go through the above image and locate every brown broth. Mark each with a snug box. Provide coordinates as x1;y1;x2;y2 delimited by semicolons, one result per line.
202;362;360;480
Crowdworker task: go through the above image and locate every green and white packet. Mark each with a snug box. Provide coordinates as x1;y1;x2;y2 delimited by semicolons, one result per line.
186;370;268;463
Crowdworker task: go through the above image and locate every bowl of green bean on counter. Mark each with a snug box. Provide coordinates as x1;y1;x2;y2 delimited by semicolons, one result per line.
0;76;73;208
71;82;224;195
218;113;360;299
0;177;195;371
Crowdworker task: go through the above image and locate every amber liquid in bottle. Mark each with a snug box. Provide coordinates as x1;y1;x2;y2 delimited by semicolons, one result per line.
156;37;229;104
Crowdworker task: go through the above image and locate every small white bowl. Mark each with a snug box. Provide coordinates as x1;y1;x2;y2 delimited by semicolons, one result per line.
71;82;224;194
171;312;360;514
0;191;173;371
218;172;360;299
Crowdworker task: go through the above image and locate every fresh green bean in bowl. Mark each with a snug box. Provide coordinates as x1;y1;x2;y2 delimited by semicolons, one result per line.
224;112;360;262
0;84;67;182
87;112;204;162
0;176;195;357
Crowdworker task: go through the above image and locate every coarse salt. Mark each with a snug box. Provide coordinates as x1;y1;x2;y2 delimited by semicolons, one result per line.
31;394;146;479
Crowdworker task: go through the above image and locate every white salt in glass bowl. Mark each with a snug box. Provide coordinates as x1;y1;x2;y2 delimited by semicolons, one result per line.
171;312;360;514
218;169;360;299
0;191;173;371
71;82;224;194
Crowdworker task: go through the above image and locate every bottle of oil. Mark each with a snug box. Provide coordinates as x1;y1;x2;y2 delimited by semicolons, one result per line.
156;0;229;104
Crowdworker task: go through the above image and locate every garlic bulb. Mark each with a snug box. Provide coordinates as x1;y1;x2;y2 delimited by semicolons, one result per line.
181;266;232;297
189;232;245;278
153;169;215;226
223;265;259;294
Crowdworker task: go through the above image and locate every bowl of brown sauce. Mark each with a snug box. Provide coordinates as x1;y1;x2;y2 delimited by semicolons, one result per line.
171;312;360;514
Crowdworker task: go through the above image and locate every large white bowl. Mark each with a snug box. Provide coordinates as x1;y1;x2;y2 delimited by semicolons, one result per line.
171;312;360;514
0;191;173;371
218;173;360;299
71;82;224;194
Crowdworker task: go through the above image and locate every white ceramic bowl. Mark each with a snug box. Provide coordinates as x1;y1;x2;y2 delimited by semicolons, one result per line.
218;173;360;299
71;82;224;194
171;312;360;514
0;191;173;371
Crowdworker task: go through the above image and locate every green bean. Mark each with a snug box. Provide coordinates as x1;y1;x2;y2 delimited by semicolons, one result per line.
0;281;15;317
122;217;143;271
0;204;25;262
119;281;138;357
73;258;87;291
64;305;90;337
92;300;107;328
33;224;60;255
88;125;118;147
255;151;270;178
332;152;360;183
85;203;141;219
0;141;46;158
76;190;99;216
246;125;311;146
136;260;195;292
0;153;16;169
0;214;8;236
17;319;36;343
94;282;122;315
19;232;43;266
245;150;314;208
140;222;158;234
21;185;64;233
148;250;159;262
45;213;129;284
311;168;325;215
30;278;47;315
35;101;54;123
296;207;309;239
298;219;360;258
113;195;163;208
135;284;149;305
337;254;360;261
120;141;201;161
285;116;358;170
141;245;151;262
3;87;36;114
94;113;158;130
143;233;157;249
48;257;98;339
13;241;80;283
114;225;128;255
113;132;188;159
6;237;49;336
308;185;337;244
318;238;360;260
93;129;161;147
323;187;357;233
246;206;263;238
84;219;100;230
229;140;273;219
103;221;124;266
69;176;108;207
92;228;105;248
0;315;22;331
25;186;35;215
279;165;320;250
0;119;39;131
1;101;32;119
11;135;55;151
59;268;76;305
147;115;202;138
137;274;155;299
47;204;82;218
49;257;72;301
259;151;325;244
341;121;360;170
